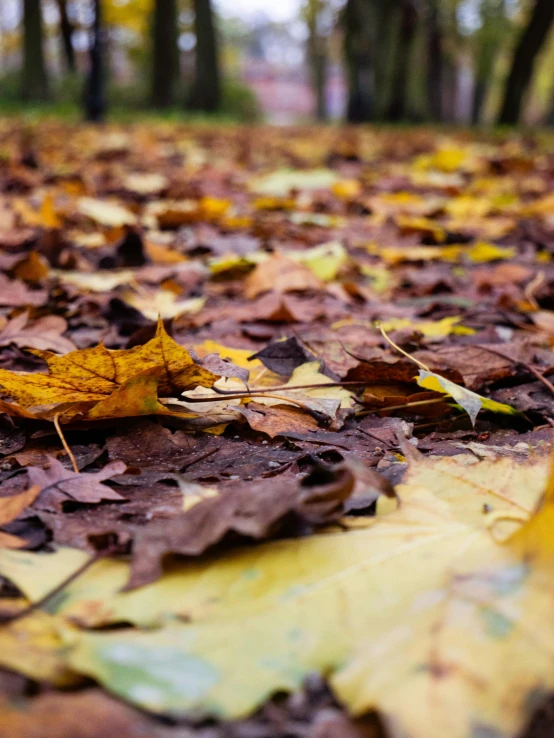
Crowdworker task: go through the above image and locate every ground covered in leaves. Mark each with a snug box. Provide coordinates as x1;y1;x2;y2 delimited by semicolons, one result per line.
0;121;554;737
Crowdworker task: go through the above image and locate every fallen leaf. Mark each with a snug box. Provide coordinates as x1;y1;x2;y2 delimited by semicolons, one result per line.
393;453;549;524
249;336;315;377
253;361;354;422
77;198;137;228
412;344;526;391
288;241;348;282
0;312;76;354
238;401;320;437
43;454;554;738
51;269;135;292
0;320;219;422
245;253;323;299
12;251;49;282
251;169;338;196
0;607;77;685
0;484;42;547
416;369;520;426
0;690;183;738
125;462;356;589
379;316;474;340
0;273;46;308
27;456;126;510
122;289;205;321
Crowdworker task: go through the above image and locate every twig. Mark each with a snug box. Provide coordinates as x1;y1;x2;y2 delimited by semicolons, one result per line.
478;345;554;398
0;551;103;624
356;426;396;449
356;396;450;416
181;447;218;470
524;271;545;311
53;412;79;474
209;381;366;397
379;324;432;372
173;392;333;425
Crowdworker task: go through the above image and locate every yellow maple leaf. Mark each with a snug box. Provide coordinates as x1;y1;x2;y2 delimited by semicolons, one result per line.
1;455;553;738
0;320;218;422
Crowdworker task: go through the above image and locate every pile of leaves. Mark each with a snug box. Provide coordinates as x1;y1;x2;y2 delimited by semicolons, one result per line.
0;120;554;738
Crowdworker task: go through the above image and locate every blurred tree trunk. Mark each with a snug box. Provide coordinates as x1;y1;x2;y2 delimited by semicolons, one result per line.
307;0;328;121
21;0;49;101
343;0;374;123
442;57;457;122
56;0;76;72
84;0;106;122
471;79;487;125
386;0;418;121
426;0;443;122
498;0;554;125
152;0;178;108
471;0;507;125
189;0;221;112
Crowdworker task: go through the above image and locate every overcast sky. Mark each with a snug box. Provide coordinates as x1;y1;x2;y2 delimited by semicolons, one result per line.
0;0;303;30
216;0;300;23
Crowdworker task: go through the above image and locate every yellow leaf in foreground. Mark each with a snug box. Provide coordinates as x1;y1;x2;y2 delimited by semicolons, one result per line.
0;456;553;738
1;454;548;738
0;607;78;685
393;454;549;525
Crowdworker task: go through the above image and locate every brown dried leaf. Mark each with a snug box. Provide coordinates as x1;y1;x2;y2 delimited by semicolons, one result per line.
126;463;356;588
0;312;76;354
27;456;126;511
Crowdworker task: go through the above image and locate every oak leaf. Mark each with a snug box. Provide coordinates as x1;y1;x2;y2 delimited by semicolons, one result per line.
27;456;127;510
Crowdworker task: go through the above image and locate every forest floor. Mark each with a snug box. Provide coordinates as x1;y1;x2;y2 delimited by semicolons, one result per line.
0;121;553;738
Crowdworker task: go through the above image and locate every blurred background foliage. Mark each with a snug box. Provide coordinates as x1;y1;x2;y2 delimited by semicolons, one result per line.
0;0;554;125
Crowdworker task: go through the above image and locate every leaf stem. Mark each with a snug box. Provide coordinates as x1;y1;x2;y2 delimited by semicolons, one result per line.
378;324;432;372
53;412;79;474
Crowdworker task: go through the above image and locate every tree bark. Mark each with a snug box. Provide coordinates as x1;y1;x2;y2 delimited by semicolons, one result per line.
343;0;374;123
426;0;443;122
498;0;554;125
307;0;328;121
189;0;221;112
56;0;76;72
84;0;106;122
21;0;49;102
471;78;487;125
152;0;178;108
386;0;418;121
